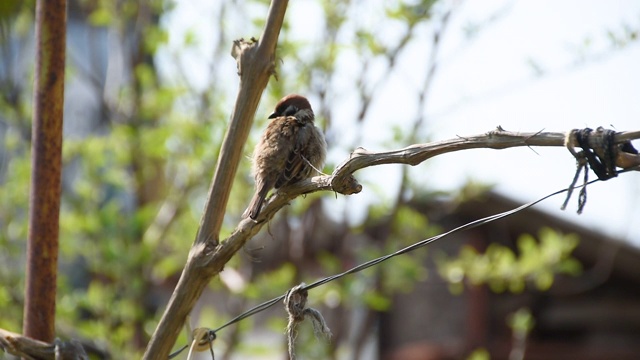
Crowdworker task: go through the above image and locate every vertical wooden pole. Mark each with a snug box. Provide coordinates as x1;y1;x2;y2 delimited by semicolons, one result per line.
23;0;67;342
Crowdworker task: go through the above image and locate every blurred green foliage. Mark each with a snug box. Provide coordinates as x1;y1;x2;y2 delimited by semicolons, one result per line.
437;228;581;294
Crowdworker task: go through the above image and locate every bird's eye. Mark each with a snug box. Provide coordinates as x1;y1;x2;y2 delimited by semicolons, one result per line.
283;105;298;117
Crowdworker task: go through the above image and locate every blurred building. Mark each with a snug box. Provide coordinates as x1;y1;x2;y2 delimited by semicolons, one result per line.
380;192;640;360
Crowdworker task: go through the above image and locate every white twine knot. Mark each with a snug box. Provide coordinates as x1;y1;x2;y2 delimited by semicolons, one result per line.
284;283;331;359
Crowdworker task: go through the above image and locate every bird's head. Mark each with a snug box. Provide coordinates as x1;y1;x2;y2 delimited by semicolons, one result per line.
269;94;314;121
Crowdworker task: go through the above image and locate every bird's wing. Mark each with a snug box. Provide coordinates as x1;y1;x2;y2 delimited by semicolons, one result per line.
275;120;311;188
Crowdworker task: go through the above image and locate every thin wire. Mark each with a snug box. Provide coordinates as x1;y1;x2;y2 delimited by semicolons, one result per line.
168;345;189;359
214;296;284;332
171;167;639;357
214;177;609;333
301;179;594;291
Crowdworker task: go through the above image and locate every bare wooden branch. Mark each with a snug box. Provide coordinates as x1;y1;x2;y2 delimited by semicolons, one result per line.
0;328;87;360
332;129;640;176
143;0;290;358
24;0;67;343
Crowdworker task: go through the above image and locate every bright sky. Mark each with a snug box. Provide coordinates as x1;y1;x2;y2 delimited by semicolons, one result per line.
327;0;640;245
165;0;640;245
425;0;640;245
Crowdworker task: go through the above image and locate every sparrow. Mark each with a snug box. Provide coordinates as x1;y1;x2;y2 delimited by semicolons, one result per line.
242;94;327;220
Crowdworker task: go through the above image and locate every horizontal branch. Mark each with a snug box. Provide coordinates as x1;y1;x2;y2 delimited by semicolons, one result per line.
0;327;87;360
274;128;639;207
332;128;640;176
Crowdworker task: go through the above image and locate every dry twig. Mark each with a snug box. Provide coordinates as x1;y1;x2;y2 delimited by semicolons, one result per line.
0;328;88;360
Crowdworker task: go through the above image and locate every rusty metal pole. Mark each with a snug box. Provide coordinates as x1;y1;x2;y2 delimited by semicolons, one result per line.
23;0;67;342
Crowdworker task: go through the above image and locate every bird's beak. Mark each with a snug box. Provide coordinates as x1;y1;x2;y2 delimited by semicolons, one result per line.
268;112;278;119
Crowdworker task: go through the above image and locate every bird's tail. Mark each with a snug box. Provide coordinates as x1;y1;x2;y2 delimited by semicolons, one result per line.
242;186;269;219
